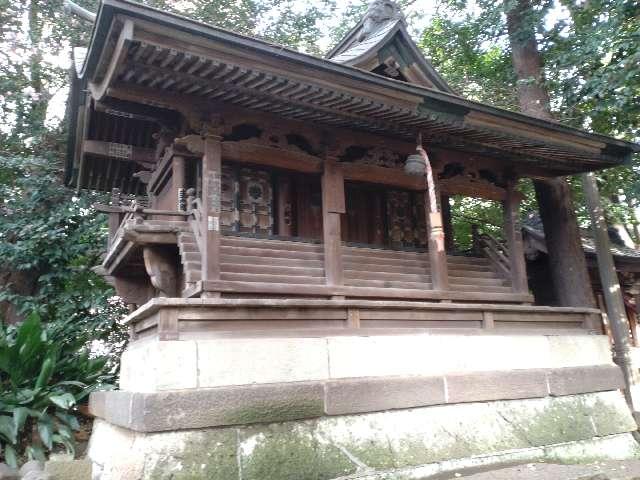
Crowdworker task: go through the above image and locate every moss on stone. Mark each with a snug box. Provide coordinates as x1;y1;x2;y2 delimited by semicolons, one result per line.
496;396;595;447
239;423;357;480
222;399;324;426
148;430;238;480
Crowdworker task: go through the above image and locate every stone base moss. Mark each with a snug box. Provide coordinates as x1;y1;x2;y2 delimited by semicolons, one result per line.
88;391;639;480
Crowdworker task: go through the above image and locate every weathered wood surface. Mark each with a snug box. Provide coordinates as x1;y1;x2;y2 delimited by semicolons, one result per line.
123;297;598;340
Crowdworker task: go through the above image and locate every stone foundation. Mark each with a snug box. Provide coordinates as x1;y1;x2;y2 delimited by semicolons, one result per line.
89;391;639;480
89;332;639;479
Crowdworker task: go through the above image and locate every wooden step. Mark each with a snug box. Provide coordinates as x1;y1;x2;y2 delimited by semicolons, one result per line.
183;261;202;271
179;243;199;254
185;270;201;282
343;262;430;275
221;263;325;277
449;275;507;287
447;256;492;266
220;272;325;285
221;246;324;261
342;254;430;269
449;284;512;293
181;251;201;262
447;268;497;278
221;236;322;252
343;247;428;260
343;279;432;290
220;254;324;269
344;269;431;283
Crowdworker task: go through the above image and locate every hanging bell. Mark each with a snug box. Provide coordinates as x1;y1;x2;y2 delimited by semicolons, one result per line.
404;150;426;176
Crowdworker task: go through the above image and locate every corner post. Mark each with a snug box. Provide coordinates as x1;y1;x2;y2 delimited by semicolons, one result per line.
322;156;345;290
418;147;449;291
581;172;639;409
503;183;528;293
201;134;223;293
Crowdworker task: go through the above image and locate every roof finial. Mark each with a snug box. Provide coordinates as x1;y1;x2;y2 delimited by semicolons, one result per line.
358;0;405;42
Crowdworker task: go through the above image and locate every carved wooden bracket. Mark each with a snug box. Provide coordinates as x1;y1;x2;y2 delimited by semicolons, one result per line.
143;246;179;297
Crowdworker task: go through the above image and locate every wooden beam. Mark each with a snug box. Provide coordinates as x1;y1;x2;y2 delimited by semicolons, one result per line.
322;157;345;287
89;19;134;101
342;162;424;190
222;142;322;173
502;183;528;294
83;139;156;166
201;135;223;290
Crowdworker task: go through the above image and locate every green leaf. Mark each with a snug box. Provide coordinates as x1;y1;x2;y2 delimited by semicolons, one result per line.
4;444;18;468
12;407;28;438
48;393;76;410
26;444;46;462
35;356;56;390
0;416;16;444
55;411;80;431
37;417;54;450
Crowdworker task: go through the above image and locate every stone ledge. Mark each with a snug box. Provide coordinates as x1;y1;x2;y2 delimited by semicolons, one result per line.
91;364;625;432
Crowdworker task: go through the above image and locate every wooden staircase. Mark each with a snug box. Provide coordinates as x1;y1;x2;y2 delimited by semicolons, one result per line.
177;231;512;296
343;245;511;293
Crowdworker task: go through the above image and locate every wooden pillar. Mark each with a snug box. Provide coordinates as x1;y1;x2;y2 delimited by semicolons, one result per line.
201;135;222;293
172;155;186;210
441;195;455;253
322;157;345;289
107;188;121;249
168;155;187;220
582;172;639;408
503;183;528;294
418;147;449;291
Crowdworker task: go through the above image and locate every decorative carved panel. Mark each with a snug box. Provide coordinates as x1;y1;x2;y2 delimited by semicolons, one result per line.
386;190;427;248
220;164;273;235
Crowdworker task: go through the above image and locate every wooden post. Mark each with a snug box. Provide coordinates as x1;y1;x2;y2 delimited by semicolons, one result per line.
107;188;121;249
503;183;528;294
418;147;449;291
581;172;639;408
169;155;187;220
322;157;345;289
441;195;455;253
201;135;222;294
173;155;186;211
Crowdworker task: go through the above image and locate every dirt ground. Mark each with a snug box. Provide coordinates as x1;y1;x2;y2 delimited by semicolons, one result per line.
430;461;640;479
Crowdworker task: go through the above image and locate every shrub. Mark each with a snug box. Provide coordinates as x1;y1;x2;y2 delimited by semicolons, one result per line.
0;313;114;466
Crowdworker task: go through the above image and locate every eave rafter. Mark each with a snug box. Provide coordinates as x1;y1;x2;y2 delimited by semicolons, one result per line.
87;16;628;174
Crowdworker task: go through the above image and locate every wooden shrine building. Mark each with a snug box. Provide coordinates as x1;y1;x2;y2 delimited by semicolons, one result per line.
65;1;640;478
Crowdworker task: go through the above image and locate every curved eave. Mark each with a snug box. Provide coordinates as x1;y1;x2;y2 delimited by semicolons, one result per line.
75;0;639;175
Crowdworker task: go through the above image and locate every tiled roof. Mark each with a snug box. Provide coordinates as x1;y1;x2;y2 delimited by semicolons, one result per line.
523;214;640;260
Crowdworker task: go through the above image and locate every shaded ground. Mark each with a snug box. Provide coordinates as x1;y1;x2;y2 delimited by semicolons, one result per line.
430;461;640;479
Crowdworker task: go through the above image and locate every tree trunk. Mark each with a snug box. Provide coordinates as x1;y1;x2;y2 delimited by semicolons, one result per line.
505;0;595;308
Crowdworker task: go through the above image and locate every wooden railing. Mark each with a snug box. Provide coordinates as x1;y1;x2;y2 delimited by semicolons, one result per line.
479;232;511;282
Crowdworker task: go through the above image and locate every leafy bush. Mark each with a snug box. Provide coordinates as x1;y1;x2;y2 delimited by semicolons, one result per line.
0;155;127;369
0;313;113;466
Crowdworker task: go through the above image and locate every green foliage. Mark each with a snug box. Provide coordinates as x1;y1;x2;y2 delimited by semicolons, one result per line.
0;313;114;466
418;0;639;241
0;155;127;367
